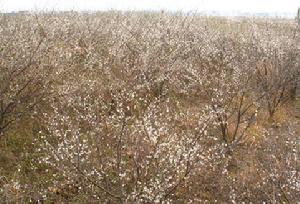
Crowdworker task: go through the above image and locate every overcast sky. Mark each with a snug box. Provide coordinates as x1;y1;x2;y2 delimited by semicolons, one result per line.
1;0;299;17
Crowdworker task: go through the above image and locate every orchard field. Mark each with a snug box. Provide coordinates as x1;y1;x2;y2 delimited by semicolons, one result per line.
0;11;299;203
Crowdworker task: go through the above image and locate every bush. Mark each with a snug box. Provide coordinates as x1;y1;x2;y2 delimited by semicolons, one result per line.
0;12;299;203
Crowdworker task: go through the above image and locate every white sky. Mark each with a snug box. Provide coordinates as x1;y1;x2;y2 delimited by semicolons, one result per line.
1;0;299;17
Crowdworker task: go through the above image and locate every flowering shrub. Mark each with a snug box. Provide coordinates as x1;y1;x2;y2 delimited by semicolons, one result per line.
0;12;299;203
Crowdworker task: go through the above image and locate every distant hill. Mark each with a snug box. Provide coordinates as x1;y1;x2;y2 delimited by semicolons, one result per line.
0;10;296;19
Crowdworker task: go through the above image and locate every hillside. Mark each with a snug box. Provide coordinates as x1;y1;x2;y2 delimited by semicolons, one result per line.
0;11;299;203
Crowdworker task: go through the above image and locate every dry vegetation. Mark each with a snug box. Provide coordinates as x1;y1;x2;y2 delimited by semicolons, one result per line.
0;11;299;203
